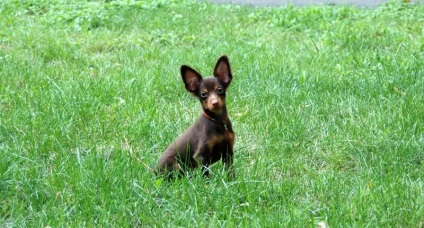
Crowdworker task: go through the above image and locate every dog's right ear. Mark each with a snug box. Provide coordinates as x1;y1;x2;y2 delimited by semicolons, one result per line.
181;65;203;93
213;55;232;88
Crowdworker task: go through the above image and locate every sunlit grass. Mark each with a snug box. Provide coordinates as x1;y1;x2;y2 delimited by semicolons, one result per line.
1;0;423;226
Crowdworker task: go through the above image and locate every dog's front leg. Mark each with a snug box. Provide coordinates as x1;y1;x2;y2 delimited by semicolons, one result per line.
193;144;211;177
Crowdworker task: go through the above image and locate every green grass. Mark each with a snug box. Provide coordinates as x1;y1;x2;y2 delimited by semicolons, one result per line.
1;0;423;226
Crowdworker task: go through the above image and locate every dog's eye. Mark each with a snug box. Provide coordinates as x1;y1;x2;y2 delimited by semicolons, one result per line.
200;92;208;98
217;87;224;94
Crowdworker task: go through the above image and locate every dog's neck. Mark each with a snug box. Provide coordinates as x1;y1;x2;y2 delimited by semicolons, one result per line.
202;108;228;124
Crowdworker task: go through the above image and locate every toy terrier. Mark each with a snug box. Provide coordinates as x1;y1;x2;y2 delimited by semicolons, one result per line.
155;56;235;178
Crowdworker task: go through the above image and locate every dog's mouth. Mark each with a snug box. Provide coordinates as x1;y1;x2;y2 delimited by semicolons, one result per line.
203;101;223;114
209;107;223;114
202;93;224;114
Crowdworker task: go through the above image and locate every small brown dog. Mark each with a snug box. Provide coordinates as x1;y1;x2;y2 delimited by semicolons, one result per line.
155;56;235;178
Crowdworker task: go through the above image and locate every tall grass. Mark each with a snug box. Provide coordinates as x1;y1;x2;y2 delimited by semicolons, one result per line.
1;0;423;226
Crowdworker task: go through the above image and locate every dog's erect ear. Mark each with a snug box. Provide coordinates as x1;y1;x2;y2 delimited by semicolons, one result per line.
213;55;232;88
181;65;203;93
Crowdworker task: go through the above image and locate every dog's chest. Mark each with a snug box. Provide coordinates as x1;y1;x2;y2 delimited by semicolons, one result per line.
207;129;234;153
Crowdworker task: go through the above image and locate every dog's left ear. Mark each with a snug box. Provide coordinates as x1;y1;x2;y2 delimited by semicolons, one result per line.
181;65;203;93
213;55;232;88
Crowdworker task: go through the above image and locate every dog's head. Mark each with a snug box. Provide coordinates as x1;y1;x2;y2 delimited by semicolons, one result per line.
181;56;232;114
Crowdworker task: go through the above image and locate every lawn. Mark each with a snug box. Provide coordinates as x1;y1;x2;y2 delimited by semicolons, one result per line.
0;0;423;226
